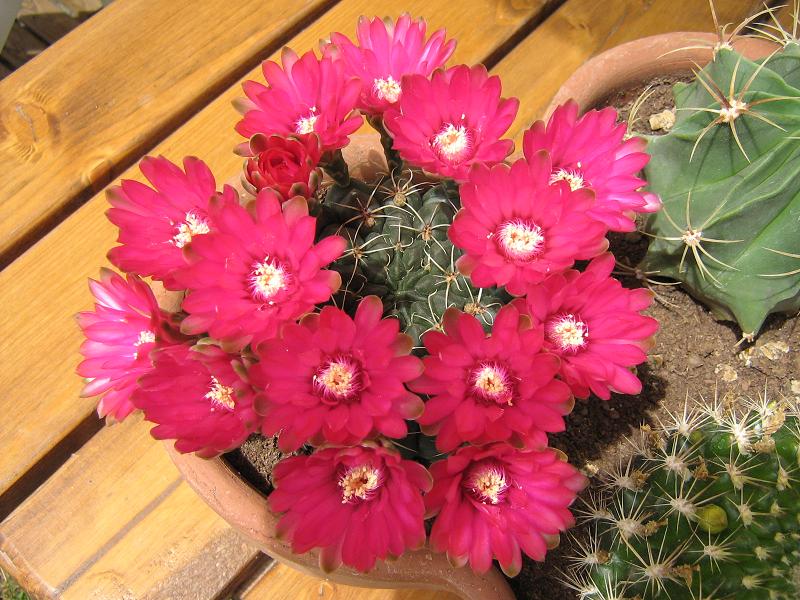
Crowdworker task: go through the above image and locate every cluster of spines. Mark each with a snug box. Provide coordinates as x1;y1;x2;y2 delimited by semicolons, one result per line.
319;171;508;347
562;391;800;600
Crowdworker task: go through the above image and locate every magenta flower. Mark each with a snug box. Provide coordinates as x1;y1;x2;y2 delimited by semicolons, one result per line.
107;156;225;289
409;305;573;452
269;444;431;573
235;48;362;152
523;101;661;232
524;253;658;400
383;64;518;180
251;296;424;451
240;133;323;201
76;269;178;422
426;443;586;576
174;190;345;350
327;14;456;115
133;344;258;457
449;156;608;295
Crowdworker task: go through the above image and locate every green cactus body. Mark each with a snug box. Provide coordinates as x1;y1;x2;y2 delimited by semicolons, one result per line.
642;46;800;336
320;176;509;347
565;397;800;600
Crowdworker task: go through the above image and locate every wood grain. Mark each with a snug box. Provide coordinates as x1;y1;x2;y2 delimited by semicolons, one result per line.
0;0;337;262
496;0;764;140
0;0;550;520
242;562;459;600
0;415;261;600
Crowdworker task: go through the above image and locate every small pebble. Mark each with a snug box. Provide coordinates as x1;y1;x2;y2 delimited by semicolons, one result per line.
714;363;738;382
758;340;790;361
791;380;800;395
687;355;703;369
649;109;676;131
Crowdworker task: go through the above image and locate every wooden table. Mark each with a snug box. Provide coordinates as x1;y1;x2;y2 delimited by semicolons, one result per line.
0;0;771;597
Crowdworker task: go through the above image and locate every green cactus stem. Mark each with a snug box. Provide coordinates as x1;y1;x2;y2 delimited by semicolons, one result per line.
641;45;800;338
562;392;800;600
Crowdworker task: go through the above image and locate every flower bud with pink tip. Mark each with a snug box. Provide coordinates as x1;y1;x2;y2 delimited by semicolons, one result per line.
383;64;518;181
133;343;259;457
174;190;346;351
269;444;432;573
426;442;586;576
76;269;182;422
251;296;424;451
523;101;661;232
326;14;456;115
449;155;608;296
409;304;573;452
523;253;659;400
235;48;363;152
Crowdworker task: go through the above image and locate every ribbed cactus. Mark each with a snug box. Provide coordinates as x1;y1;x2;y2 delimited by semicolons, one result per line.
562;393;800;600
320;173;509;346
641;44;800;338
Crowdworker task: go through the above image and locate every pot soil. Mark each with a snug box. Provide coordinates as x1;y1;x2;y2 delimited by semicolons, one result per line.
166;33;795;600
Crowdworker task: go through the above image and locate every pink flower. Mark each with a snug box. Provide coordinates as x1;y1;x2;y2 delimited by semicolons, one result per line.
523;101;661;232
269;444;432;572
174;190;346;350
235;48;362;152
425;443;586;576
409;305;573;452
107;156;224;289
133;343;259;457
383;65;518;181
76;269;177;422
240;133;322;200
449;156;608;295
251;296;424;451
523;253;658;400
327;14;456;115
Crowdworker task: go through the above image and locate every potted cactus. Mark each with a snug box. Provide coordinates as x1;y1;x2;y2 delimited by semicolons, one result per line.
562;392;800;600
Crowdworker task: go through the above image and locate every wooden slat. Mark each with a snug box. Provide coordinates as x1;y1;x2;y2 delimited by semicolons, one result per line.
242;562;458;600
496;0;764;140
0;0;550;518
0;22;48;68
0;0;338;263
18;0;86;44
0;416;261;600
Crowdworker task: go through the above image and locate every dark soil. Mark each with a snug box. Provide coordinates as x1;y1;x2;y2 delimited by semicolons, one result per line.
223;73;799;599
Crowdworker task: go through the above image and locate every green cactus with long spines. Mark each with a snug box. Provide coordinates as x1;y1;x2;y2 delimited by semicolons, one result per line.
319;174;509;348
562;394;800;600
641;43;800;338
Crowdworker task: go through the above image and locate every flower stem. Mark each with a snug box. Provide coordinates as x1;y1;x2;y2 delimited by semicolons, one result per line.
367;115;403;174
320;149;351;187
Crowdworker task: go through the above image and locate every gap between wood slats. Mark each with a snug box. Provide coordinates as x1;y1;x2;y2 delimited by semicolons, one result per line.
0;0;341;271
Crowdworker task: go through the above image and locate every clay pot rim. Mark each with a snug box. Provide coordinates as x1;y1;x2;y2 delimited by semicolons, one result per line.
544;31;779;117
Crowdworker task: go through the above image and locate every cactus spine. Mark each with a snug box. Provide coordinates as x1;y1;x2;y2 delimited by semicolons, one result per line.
563;393;800;600
641;41;800;338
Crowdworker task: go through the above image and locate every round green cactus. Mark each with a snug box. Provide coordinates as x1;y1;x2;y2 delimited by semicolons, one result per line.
562;393;800;599
320;173;509;346
641;42;800;339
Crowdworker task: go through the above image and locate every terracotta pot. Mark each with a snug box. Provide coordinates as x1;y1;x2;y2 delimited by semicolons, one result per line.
545;32;778;117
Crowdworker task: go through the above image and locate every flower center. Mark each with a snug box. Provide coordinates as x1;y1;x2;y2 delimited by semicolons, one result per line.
205;376;236;411
338;464;382;504
431;122;472;163
313;355;364;403
463;461;509;505
547;314;588;353
171;211;210;248
549;167;585;191
295;107;318;135
470;361;515;406
134;330;156;346
494;219;545;261
248;257;291;304
373;76;401;103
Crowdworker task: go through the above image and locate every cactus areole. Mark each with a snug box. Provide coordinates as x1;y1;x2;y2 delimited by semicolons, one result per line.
643;45;800;337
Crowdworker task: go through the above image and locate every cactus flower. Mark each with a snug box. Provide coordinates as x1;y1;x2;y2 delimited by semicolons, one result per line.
251;296;424;450
269;444;432;573
240;133;323;200
426;442;586;576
